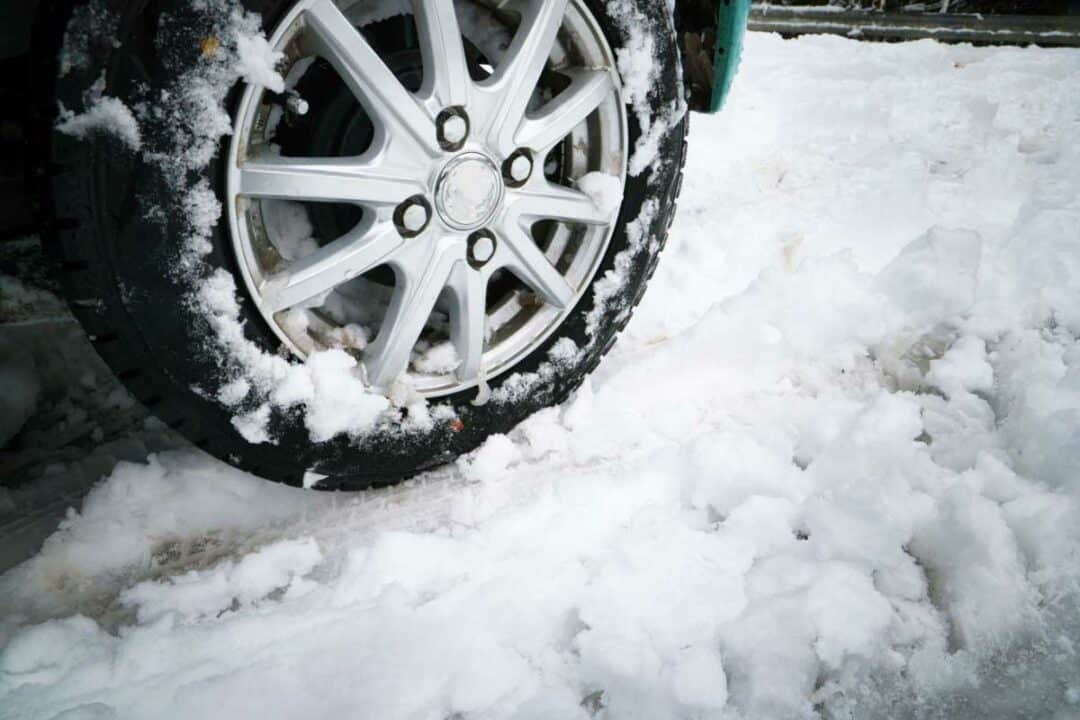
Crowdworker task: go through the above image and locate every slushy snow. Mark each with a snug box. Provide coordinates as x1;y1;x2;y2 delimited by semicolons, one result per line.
3;32;1080;720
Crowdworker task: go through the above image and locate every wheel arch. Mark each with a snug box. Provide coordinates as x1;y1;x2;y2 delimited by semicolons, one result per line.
675;0;749;113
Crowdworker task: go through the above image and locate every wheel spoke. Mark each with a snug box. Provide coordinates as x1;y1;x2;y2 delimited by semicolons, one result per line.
238;155;423;206
363;242;463;388
305;0;436;155
446;262;488;382
483;0;570;152
413;0;470;108
510;180;611;226
516;68;613;154
500;225;574;309
263;221;403;312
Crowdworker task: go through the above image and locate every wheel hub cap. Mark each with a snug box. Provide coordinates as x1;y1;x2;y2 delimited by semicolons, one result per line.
435;153;503;230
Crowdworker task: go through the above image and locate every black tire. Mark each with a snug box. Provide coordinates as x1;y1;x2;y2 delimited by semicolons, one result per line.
37;0;690;490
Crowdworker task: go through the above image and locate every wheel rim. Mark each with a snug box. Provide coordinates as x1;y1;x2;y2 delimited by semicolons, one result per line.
227;0;628;397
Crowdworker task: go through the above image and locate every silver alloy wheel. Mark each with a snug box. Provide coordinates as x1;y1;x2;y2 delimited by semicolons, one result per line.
227;0;628;397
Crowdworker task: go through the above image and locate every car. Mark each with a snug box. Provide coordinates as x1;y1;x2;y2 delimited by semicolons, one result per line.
0;0;748;490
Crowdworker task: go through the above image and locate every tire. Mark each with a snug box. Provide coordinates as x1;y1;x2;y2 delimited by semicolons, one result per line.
38;0;689;490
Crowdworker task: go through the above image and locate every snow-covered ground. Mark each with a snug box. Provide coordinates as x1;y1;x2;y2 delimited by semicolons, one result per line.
3;32;1080;720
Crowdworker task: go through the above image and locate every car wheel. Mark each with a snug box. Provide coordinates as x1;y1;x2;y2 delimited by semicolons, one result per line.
38;0;689;489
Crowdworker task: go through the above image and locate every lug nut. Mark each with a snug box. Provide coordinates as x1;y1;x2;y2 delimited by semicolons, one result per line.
468;230;497;267
285;92;309;116
402;203;428;233
437;108;470;150
472;235;496;263
396;196;431;237
442;115;467;144
504;149;533;186
510;155;532;182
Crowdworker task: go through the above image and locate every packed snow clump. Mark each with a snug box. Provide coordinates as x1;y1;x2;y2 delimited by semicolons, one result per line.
56;95;141;150
576;172;624;217
233;32;285;93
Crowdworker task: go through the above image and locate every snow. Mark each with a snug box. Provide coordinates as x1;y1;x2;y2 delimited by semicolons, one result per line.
216;377;251;407
262;201;319;262
585;198;657;337
233;32;285;94
120;538;322;624
576;172;624;217
56;96;142;151
231;403;273;444
300;350;392;442
607;0;687;177
411;341;461;375
4;31;1080;720
458;433;522;484
926;335;994;398
57;1;116;78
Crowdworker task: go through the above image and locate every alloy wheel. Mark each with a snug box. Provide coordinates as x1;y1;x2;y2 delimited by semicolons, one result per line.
227;0;628;396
